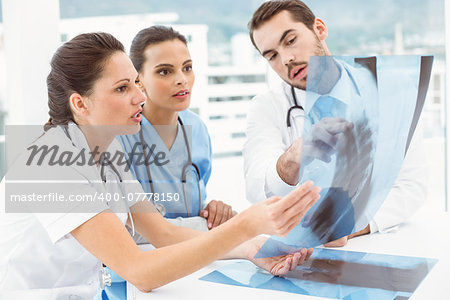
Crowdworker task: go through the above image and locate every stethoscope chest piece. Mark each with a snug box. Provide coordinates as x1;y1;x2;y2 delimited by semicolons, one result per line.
154;203;166;216
98;266;111;290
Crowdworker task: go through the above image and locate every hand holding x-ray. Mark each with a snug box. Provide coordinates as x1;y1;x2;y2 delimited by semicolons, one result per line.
333;116;375;199
301;117;354;166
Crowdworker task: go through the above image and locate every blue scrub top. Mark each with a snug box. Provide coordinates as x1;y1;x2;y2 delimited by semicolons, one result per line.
118;109;212;218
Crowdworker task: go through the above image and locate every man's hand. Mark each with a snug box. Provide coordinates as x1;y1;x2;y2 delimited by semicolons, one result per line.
324;224;370;247
276;118;353;186
276;138;303;186
302;117;354;165
200;200;237;229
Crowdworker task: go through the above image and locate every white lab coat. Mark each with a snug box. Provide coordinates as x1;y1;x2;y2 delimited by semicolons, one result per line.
0;123;146;299
244;64;428;234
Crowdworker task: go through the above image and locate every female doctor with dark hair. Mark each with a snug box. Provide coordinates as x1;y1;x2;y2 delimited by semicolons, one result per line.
0;32;320;298
119;25;235;232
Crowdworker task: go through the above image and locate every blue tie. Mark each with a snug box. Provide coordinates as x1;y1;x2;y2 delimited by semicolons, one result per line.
309;95;346;124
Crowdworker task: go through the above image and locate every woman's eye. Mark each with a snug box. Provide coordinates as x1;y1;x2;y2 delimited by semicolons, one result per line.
287;37;296;45
116;86;127;92
184;65;193;72
158;69;170;76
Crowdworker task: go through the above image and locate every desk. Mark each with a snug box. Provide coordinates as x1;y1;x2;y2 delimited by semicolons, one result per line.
127;207;450;300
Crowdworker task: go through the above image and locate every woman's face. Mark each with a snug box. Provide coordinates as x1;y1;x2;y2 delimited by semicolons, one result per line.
139;39;195;113
82;51;146;133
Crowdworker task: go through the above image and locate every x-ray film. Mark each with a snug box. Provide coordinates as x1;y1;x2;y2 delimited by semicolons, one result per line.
256;55;433;258
200;248;437;299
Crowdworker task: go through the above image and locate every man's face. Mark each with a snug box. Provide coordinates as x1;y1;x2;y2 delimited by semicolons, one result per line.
253;10;329;90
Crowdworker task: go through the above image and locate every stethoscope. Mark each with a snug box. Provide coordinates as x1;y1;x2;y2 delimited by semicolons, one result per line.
61;125;134;291
139;116;201;217
286;85;304;127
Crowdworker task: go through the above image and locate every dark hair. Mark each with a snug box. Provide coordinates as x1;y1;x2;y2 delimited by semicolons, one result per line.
130;26;187;73
248;0;316;50
45;32;125;131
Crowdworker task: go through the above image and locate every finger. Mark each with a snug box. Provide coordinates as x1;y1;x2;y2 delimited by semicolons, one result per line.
273;181;315;213
320;117;347;124
306;248;313;260
280;193;320;236
310;126;338;148
212;201;225;228
272;256;292;276
207;201;217;229
290;252;301;270
220;205;230;223
303;144;333;163
232;210;238;217
224;205;232;222
279;188;321;234
324;236;348;247
199;209;208;218
275;257;292;276
320;119;354;135
297;249;307;266
314;140;336;155
278;190;320;235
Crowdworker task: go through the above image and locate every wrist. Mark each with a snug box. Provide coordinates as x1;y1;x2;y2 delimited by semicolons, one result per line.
235;207;262;239
244;236;266;261
276;156;300;186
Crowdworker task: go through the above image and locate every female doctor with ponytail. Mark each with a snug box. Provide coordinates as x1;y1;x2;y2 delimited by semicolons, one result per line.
0;32;320;299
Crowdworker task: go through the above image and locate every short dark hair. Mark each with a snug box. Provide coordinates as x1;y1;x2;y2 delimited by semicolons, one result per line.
45;32;124;131
248;0;316;50
130;26;188;73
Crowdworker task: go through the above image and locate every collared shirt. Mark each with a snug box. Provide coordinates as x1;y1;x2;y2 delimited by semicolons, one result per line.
243;59;428;234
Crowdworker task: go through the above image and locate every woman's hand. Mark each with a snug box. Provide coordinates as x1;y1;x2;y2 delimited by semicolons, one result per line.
200;200;237;229
242;181;321;238
246;236;313;276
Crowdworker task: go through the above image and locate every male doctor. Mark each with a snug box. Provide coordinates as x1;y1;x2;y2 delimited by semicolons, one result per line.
243;0;428;246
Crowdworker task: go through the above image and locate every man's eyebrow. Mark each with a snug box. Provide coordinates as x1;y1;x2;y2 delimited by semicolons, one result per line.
279;29;295;44
262;48;273;58
261;29;295;57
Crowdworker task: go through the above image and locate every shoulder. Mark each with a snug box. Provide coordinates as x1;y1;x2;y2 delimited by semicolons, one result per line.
115;126;143;154
252;82;290;109
179;109;203;123
179;110;208;132
248;83;290;121
8;127;99;184
340;58;376;81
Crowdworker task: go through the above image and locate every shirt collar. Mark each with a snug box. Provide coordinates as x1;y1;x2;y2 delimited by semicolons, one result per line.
65;121;123;160
66;121;91;151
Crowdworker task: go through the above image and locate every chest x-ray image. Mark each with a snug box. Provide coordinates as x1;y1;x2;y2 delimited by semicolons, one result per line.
256;55;433;258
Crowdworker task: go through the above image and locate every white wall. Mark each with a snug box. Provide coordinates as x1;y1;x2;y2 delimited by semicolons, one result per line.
2;0;60;125
445;0;450;211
